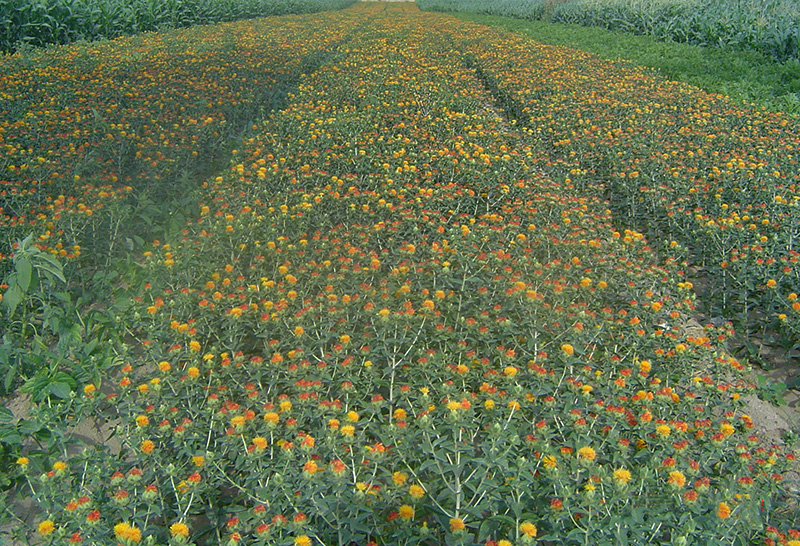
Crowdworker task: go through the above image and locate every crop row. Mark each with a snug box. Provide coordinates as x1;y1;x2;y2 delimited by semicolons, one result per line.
449;18;800;350
0;9;358;277
0;0;355;53
14;3;798;546
416;0;800;62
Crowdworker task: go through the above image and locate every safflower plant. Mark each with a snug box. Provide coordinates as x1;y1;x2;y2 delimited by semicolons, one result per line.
451;20;800;347
4;3;799;546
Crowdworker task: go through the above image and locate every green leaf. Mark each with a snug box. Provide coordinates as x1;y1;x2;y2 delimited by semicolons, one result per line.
16;419;42;435
3;366;16;394
33;253;66;284
49;381;72;399
84;337;99;356
0;406;15;423
0;432;23;445
1;284;24;318
53;371;77;389
15;256;33;292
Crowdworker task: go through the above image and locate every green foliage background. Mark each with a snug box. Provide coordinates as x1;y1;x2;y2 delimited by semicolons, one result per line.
0;0;356;52
416;0;800;62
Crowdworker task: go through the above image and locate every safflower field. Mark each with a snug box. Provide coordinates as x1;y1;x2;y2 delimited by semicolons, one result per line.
1;1;800;545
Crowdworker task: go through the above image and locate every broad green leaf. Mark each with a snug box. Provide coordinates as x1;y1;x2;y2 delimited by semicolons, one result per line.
16;419;42;435
53;371;78;389
15;256;32;292
0;432;23;445
1;285;24;318
49;381;73;399
33;253;66;284
0;406;15;423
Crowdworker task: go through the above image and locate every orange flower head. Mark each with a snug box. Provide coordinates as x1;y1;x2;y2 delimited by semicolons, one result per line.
408;484;425;499
668;471;686;489
38;520;56;536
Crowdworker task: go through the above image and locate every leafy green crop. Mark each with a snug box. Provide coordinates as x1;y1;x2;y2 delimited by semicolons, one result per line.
417;0;800;62
0;0;355;53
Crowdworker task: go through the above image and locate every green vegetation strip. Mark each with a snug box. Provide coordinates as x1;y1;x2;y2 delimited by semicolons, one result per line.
0;0;356;53
417;0;800;64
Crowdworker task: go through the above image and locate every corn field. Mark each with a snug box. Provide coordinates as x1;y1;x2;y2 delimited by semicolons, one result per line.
0;0;355;53
416;0;550;20
417;0;800;61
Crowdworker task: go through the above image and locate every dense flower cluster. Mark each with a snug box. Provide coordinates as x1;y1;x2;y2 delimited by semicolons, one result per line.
9;3;798;545
451;20;800;344
0;9;352;271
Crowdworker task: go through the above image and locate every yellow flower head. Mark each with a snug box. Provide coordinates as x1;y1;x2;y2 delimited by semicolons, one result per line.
449;518;466;532
38;520;55;536
170;522;190;538
408;484;425;499
668;470;686;489
520;521;538;538
613;468;632;486
114;522;142;544
578;446;596;462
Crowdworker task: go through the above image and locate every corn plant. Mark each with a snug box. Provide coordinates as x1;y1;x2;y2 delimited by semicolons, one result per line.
552;0;800;61
417;0;800;61
0;0;355;53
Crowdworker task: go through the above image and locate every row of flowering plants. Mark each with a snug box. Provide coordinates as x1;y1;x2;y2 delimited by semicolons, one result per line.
14;3;798;546
447;17;800;347
0;8;354;274
0;8;358;401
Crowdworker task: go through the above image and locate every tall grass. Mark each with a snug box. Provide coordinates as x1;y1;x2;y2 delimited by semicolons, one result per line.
417;0;800;61
0;0;355;53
